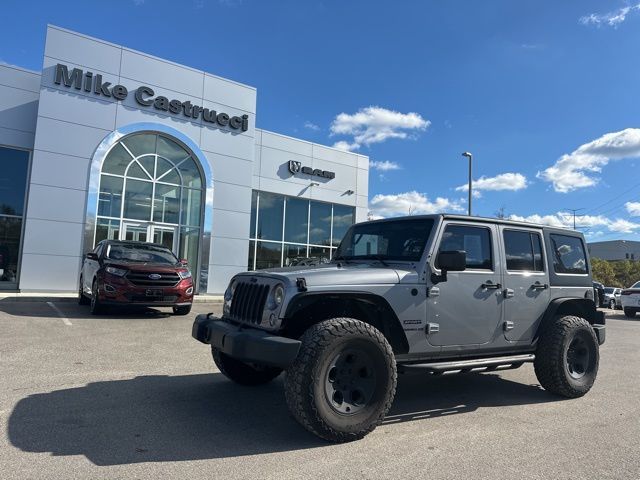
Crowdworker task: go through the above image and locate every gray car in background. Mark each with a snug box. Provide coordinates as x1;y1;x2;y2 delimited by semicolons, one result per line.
603;287;622;310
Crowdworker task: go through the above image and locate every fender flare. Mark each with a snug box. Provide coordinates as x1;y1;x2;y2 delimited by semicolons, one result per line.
535;297;605;340
282;291;410;354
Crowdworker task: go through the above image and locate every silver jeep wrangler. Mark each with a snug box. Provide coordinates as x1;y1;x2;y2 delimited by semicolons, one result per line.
192;215;605;442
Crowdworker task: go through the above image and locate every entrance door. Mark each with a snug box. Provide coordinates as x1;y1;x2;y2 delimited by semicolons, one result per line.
121;222;178;254
122;222;149;243
426;222;504;346
151;225;177;252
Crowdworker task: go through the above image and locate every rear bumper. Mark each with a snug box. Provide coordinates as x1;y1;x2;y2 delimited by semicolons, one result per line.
192;314;301;369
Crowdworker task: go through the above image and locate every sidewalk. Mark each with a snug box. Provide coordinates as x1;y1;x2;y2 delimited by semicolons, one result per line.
0;292;223;303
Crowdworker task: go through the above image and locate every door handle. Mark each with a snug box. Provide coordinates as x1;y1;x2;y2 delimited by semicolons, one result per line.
481;281;502;290
531;282;549;290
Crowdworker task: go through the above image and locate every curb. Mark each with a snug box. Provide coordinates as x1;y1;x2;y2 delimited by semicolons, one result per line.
0;294;223;304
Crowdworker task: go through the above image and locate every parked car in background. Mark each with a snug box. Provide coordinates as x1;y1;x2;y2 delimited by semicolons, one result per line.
621;281;640;318
603;287;622;310
79;240;194;315
593;281;605;308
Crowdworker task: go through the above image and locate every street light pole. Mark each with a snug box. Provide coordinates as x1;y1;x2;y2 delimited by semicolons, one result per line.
462;152;473;216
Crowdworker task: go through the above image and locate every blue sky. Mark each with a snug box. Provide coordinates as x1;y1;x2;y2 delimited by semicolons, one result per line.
3;0;640;241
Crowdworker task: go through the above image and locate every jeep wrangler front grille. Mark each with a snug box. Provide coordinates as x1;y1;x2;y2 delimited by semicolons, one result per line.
229;281;269;324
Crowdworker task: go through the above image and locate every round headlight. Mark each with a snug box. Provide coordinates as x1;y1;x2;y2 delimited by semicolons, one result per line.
273;284;285;307
224;280;236;302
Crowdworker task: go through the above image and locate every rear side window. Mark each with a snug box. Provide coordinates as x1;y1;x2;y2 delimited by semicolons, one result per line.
503;230;544;272
550;234;588;274
438;225;492;270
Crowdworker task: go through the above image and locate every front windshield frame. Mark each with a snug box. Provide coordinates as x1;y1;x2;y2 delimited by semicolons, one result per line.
334;218;434;263
105;243;179;265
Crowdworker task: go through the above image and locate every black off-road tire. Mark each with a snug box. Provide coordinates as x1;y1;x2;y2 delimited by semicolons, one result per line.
172;305;192;316
624;308;636;318
284;318;397;443
78;276;90;305
534;315;599;398
212;347;282;386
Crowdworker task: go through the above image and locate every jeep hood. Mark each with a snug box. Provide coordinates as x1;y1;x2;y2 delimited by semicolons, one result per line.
238;263;414;287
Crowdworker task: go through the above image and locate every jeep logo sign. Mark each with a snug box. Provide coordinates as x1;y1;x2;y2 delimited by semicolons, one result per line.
54;63;249;132
288;160;335;180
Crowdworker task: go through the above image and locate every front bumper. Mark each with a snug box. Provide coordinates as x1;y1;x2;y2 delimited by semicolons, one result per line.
593;324;606;345
192;314;301;369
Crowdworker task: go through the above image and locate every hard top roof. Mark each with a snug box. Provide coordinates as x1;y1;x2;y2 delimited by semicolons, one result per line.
362;214;579;234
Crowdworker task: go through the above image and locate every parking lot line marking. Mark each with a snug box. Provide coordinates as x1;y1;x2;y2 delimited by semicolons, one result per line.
46;302;72;326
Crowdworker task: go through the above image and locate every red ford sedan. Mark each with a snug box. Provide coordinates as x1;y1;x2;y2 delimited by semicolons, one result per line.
79;240;194;315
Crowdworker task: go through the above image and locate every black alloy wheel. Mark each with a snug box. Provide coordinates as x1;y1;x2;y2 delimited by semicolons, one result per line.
566;333;592;380
324;348;378;415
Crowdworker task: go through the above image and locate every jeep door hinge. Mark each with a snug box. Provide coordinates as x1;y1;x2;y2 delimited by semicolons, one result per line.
426;323;440;335
503;321;515;332
428;286;440;297
503;288;515;299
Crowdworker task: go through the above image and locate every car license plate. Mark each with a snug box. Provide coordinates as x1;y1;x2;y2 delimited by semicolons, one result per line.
146;288;163;297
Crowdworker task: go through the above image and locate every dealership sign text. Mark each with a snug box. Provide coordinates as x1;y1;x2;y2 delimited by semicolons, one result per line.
54;63;249;131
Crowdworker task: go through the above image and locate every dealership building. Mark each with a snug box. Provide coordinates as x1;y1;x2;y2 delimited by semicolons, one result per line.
0;25;369;294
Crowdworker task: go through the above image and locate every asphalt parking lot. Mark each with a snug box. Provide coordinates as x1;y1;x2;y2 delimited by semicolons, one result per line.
1;301;638;480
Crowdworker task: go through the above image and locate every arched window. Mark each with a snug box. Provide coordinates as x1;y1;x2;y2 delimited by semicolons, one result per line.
94;132;204;271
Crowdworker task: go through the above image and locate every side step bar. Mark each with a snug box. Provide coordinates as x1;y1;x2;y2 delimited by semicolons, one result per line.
398;354;535;375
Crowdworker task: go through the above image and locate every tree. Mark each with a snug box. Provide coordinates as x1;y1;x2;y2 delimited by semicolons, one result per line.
591;258;616;286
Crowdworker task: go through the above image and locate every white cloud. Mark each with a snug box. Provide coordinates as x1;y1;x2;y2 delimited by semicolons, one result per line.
369;160;401;171
455;172;528;196
304;121;320;131
537;128;640;193
132;0;144;5
369;191;463;219
580;3;640;28
609;219;640;233
508;211;640;234
625;201;640;216
330;106;430;151
333;140;360;152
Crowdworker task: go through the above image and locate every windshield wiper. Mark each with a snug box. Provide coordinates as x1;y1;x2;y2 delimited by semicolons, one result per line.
357;254;390;266
333;254;352;264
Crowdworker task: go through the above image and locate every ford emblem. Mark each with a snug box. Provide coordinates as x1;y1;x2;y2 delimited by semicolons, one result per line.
148;273;162;280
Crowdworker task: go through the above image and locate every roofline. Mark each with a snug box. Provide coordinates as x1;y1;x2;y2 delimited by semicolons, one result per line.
361;213;577;232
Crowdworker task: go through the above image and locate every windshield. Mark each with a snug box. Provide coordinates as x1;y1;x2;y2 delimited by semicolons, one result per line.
633;281;640;289
105;243;178;264
334;218;434;262
604;287;614;294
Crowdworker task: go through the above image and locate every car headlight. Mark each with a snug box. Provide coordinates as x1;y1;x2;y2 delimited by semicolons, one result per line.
178;270;192;279
105;266;127;277
269;284;285;310
223;280;237;316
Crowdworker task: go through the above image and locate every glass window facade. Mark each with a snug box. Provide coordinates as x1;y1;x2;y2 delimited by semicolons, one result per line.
248;190;356;270
0;146;30;288
96;133;204;274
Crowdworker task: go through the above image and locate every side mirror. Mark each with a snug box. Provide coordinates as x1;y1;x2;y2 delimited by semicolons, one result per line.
431;250;466;284
86;252;99;261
